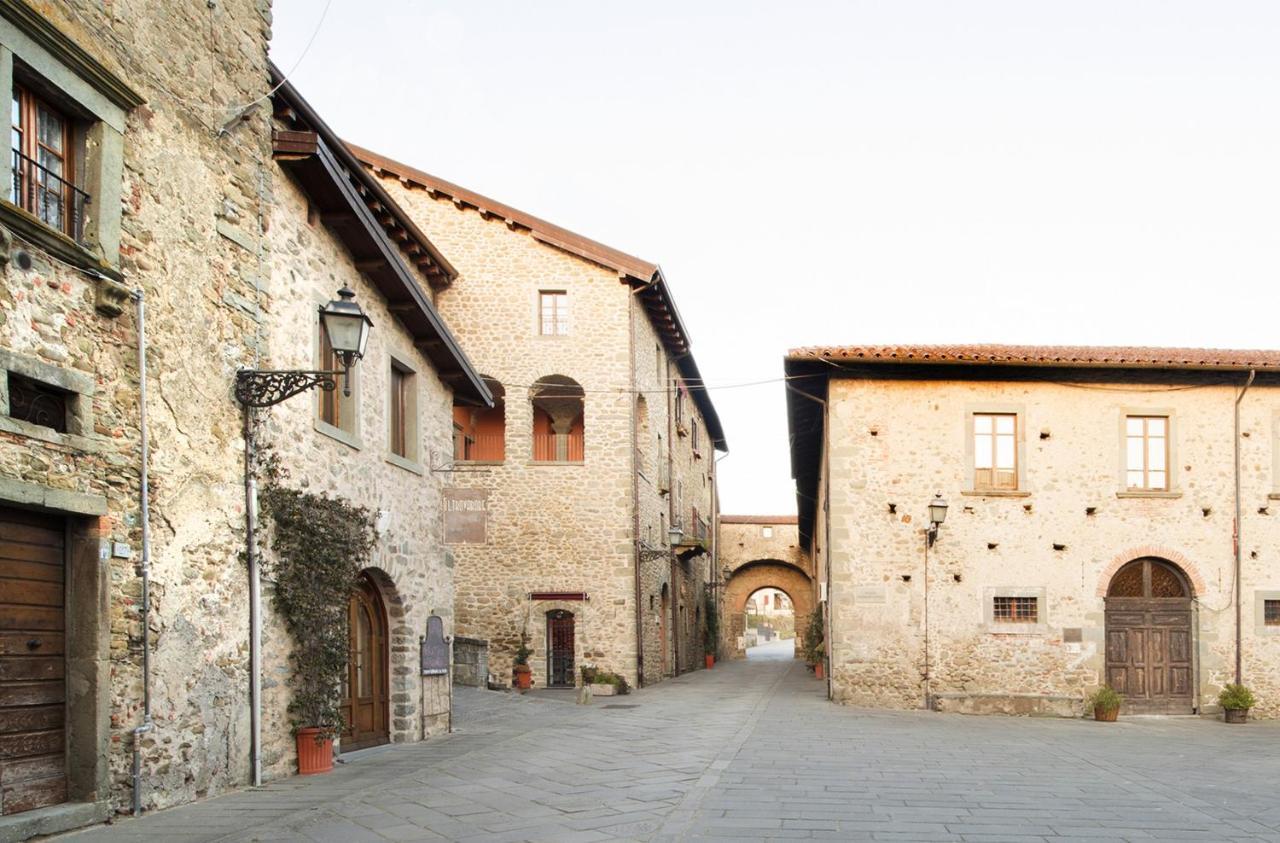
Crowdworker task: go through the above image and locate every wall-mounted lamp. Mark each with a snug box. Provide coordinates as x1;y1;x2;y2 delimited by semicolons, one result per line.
926;492;948;547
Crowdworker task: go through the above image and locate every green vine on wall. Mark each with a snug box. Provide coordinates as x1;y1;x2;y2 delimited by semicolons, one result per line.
257;451;378;734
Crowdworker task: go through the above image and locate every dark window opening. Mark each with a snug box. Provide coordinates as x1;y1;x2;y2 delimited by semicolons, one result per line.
8;372;68;433
993;596;1037;623
1265;599;1280;627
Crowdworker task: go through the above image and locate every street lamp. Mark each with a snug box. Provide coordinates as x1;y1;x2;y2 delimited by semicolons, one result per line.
234;286;372;788
668;523;685;547
235;286;374;407
926;492;948;547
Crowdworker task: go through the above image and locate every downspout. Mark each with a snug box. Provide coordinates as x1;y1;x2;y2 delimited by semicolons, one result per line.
131;290;153;816
244;409;262;787
1233;368;1255;686
628;292;645;687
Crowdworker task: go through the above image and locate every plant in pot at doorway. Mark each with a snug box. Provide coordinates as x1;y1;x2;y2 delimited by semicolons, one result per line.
703;593;718;669
1218;683;1257;724
512;632;533;691
258;459;377;775
1087;685;1122;722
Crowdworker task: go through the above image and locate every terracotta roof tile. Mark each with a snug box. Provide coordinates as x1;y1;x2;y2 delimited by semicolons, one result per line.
786;344;1280;371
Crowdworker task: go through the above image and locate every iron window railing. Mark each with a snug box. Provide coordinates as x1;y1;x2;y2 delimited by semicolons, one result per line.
12;148;90;242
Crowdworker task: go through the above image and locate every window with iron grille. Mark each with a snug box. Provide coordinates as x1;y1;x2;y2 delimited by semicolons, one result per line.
993;596;1038;623
8;372;68;433
1266;599;1280;627
12;85;88;242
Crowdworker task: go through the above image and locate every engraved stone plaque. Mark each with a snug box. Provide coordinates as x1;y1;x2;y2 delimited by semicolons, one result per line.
853;585;887;604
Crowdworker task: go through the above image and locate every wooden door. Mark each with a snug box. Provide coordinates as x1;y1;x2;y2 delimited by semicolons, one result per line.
0;507;66;815
340;575;388;751
1105;558;1194;714
659;586;670;676
547;611;574;687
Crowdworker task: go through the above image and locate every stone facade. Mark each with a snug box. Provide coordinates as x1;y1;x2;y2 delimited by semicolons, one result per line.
0;5;480;837
357;148;726;689
786;348;1280;718
718;517;814;660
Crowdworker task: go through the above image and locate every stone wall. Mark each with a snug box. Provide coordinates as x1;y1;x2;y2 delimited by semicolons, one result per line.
0;0;278;820
452;637;488;687
822;376;1280;718
717;520;812;659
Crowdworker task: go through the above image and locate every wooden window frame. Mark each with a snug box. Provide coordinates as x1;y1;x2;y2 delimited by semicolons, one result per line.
1125;415;1169;492
389;364;408;459
972;412;1018;491
318;327;342;430
12;83;80;238
538;290;569;336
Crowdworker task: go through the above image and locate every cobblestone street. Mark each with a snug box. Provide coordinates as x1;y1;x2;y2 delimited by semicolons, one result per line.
62;652;1280;842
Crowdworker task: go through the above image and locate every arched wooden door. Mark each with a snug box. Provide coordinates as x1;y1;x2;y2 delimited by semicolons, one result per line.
341;574;389;750
1105;558;1194;714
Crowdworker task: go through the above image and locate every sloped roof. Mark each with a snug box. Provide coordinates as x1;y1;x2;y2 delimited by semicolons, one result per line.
788;344;1280;371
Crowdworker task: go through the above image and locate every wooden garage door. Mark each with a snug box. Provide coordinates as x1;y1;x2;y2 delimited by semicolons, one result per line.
0;507;66;815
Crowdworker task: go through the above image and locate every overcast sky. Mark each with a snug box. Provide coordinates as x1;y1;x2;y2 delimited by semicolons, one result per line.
270;1;1280;515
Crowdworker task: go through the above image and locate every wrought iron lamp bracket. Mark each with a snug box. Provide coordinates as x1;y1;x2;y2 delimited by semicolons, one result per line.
235;369;345;408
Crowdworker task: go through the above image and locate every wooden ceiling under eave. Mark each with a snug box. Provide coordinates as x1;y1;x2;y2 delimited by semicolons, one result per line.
635;281;689;356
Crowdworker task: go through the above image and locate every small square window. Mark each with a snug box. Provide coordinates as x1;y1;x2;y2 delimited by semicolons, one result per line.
539;290;569;336
993;596;1038;623
1266;599;1280;627
8;372;68;433
762;526;773;539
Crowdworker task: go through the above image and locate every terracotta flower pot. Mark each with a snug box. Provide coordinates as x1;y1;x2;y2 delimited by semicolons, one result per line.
705;654;715;669
513;665;532;690
295;727;333;775
1094;705;1119;722
1224;707;1249;724
814;661;825;680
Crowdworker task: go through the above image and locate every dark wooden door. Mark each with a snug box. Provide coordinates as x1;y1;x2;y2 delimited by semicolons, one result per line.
0;507;67;815
340;575;388;751
1105;558;1194;714
547;611;574;687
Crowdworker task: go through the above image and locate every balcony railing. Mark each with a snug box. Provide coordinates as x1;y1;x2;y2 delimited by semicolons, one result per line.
12;149;89;242
532;433;584;463
691;512;709;542
453;433;505;462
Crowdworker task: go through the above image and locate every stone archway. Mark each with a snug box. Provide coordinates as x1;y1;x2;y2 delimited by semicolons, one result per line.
722;561;815;660
1104;557;1195;714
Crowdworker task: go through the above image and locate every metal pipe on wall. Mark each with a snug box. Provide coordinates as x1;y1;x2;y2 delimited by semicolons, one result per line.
131;289;153;816
1233;368;1255;686
243;410;262;787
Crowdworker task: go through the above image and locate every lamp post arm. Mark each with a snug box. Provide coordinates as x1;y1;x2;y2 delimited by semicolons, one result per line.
234;369;346;408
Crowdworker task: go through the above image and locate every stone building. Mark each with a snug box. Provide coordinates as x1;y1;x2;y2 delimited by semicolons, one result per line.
0;2;485;836
350;145;728;688
786;344;1280;718
718;516;814;660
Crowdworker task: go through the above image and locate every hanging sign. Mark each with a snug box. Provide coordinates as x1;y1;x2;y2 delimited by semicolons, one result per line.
444;487;488;544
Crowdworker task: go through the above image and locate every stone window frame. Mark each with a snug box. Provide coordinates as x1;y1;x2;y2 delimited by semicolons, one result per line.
535;288;569;337
385;353;422;475
0;5;141;294
313;313;362;450
962;403;1030;497
1255;590;1280;636
982;586;1048;635
0;348;95;449
1115;406;1181;498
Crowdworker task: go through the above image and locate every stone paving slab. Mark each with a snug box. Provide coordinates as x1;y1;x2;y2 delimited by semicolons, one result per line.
56;646;1280;842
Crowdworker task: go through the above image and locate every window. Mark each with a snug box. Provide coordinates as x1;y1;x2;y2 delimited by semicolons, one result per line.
993;596;1038;623
12;85;86;240
974;413;1017;490
8;372;68;433
1126;416;1168;490
316;319;357;442
530;375;584;462
389;364;410;458
675;384;685;427
692;420;700;454
762;526;774;539
453;377;505;461
319;326;342;429
538;290;569;335
1266;600;1280;627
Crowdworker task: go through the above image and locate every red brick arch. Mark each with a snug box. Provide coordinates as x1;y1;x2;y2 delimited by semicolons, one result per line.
1095;546;1207;597
722;560;814;660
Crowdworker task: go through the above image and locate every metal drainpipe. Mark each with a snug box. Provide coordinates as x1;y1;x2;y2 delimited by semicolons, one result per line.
244;409;262;787
131;290;153;816
1233;368;1255;686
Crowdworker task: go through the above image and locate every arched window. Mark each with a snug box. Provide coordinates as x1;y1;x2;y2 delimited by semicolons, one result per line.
453;376;505;461
531;375;584;462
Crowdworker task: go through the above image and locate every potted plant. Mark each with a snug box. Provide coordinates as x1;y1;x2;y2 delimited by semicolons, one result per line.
802;609;825;677
703;593;718;669
812;642;826;680
1218;683;1257;724
1088;685;1122;722
587;669;630;696
512;632;533;691
258;461;377;775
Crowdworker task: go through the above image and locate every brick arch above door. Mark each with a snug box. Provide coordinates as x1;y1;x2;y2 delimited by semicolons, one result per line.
1096;546;1206;598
